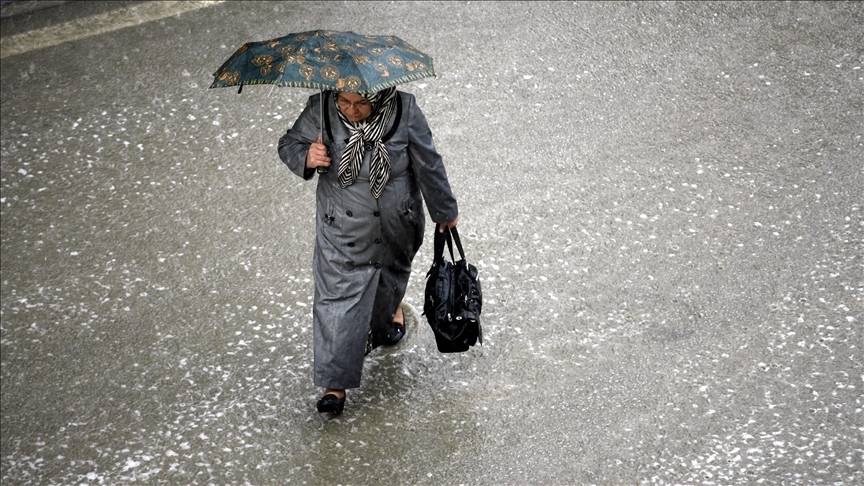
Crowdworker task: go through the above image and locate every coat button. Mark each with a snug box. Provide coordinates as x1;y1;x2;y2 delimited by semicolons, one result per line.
373;211;380;217
373;262;382;269
364;142;375;151
346;210;353;217
374;237;382;244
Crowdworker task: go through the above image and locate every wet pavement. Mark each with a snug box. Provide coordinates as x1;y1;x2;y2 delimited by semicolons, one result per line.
1;1;862;484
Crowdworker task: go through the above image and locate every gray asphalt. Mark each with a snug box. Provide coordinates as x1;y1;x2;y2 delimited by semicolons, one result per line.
1;1;862;484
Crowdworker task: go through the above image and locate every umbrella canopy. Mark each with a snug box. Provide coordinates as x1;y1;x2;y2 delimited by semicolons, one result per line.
210;30;436;94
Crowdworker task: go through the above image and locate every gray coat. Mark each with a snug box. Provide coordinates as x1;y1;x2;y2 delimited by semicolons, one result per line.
278;91;458;389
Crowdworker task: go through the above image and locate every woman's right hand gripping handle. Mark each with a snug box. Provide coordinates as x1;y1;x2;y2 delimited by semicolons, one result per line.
306;134;331;174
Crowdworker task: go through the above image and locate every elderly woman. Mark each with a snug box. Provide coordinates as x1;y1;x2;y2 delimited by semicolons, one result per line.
278;87;459;415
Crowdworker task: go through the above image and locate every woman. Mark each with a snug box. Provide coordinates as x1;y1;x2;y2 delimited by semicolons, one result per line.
278;87;459;415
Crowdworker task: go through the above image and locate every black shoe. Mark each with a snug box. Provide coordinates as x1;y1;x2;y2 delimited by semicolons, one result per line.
380;321;405;346
316;393;345;415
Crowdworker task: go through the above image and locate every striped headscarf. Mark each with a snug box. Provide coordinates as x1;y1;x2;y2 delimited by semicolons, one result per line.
334;87;398;199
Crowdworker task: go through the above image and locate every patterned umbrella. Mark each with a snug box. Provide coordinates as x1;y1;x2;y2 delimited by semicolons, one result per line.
209;30;436;94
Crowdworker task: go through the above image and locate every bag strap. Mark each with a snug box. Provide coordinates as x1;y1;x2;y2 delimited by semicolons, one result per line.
433;227;456;263
433;227;445;263
450;227;466;261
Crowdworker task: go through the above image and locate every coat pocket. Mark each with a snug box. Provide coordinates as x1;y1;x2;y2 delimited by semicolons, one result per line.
321;199;339;228
400;194;425;254
400;193;420;217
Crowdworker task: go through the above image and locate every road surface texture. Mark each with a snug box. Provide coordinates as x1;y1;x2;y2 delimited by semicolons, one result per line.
1;1;862;484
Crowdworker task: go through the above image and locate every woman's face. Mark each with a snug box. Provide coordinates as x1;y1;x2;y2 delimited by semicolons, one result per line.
336;92;373;123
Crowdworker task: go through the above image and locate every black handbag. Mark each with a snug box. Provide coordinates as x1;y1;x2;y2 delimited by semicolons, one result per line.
423;227;483;353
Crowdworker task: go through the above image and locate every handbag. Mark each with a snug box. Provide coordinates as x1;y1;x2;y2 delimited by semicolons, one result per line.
423;227;483;353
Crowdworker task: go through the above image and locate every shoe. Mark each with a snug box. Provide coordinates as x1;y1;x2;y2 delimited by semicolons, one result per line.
381;305;406;346
316;393;345;415
381;321;405;346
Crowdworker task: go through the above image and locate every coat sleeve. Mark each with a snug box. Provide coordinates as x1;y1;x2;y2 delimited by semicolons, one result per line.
406;94;459;223
277;94;321;180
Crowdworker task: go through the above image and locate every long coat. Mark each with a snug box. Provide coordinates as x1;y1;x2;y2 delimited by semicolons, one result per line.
278;91;458;389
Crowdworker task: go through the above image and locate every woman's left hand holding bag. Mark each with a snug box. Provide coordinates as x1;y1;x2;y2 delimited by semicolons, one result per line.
437;216;459;233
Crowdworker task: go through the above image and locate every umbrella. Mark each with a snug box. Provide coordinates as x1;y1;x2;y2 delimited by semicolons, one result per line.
209;30;436;94
210;30;436;172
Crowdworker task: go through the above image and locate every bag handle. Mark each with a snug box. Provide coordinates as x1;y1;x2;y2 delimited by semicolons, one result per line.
450;226;466;261
433;226;465;263
433;227;456;263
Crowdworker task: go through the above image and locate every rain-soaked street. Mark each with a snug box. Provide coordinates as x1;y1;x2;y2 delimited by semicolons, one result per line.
1;1;862;484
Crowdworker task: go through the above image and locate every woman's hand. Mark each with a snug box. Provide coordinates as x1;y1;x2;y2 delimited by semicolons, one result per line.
437;215;459;233
305;134;331;170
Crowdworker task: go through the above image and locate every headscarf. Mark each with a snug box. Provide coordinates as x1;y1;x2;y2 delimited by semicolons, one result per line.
334;87;398;199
